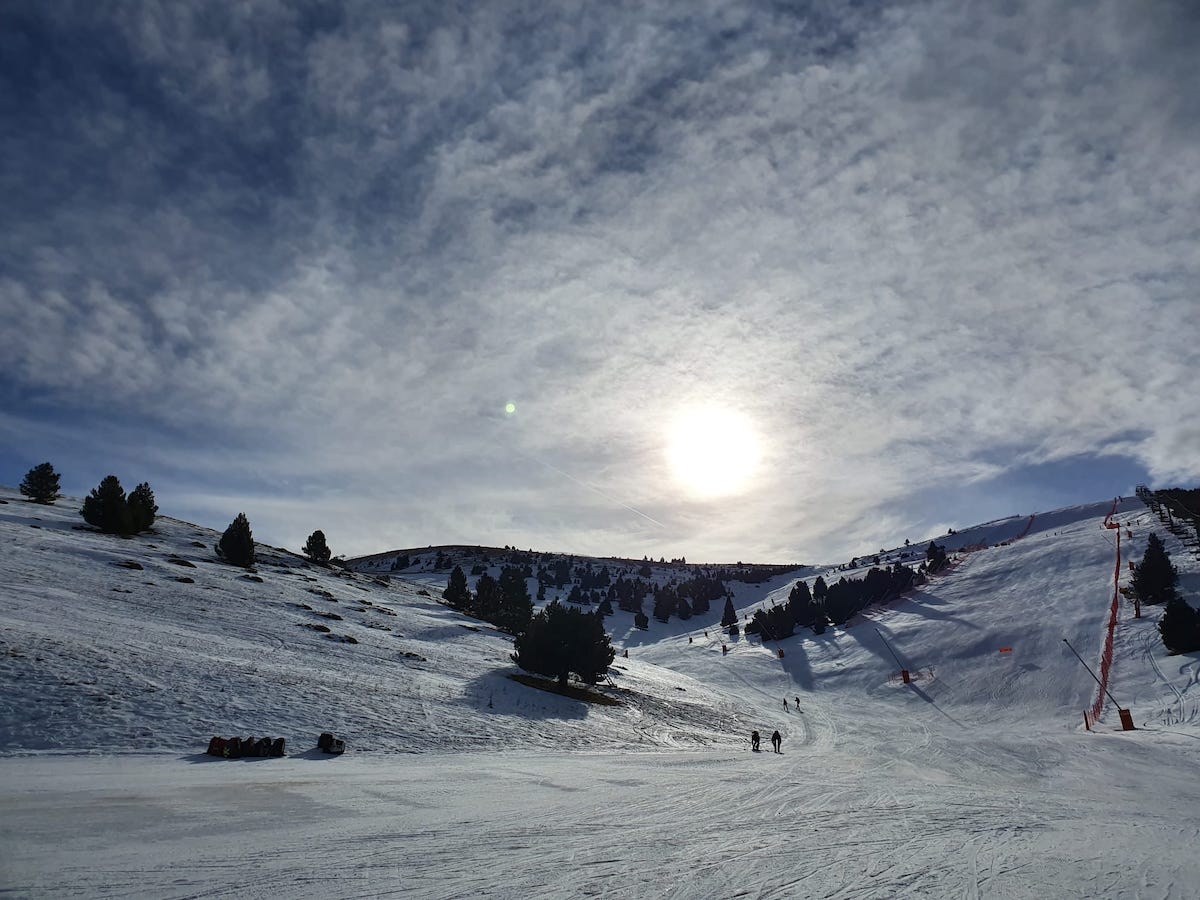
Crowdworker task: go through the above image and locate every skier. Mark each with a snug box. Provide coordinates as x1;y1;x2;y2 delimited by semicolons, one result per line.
795;696;801;708
783;698;788;710
771;730;782;753
751;730;761;751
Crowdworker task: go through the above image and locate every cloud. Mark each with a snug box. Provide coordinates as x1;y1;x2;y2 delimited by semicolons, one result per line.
1;0;1197;562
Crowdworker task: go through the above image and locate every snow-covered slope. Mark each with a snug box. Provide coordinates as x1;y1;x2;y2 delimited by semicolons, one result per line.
3;487;1200;898
0;487;751;754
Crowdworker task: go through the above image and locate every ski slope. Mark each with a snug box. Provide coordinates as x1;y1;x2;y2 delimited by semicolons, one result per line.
2;488;1200;898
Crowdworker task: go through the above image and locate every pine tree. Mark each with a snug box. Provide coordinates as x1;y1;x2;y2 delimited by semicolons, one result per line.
303;529;332;563
497;566;533;633
511;600;615;687
653;586;677;623
126;482;157;533
925;542;949;573
216;513;255;567
787;579;816;627
824;579;857;625
721;596;738;628
552;559;571;588
20;462;61;504
80;475;156;535
473;572;501;622
1133;533;1179;605
81;475;130;535
751;604;795;640
572;609;617;684
1158;597;1200;654
443;565;471;608
812;575;828;602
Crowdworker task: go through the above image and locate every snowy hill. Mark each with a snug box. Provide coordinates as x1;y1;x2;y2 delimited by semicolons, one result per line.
3;487;1200;898
0;487;754;755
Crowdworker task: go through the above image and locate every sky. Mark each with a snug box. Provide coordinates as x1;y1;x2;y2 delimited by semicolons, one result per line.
1;0;1198;564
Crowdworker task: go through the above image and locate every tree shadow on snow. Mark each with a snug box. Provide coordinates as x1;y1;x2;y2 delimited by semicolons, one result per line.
827;622;912;675
907;683;966;728
893;588;983;629
463;669;590;721
763;637;815;692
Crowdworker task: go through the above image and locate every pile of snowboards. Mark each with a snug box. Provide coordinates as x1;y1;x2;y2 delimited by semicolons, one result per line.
318;731;346;754
207;735;286;758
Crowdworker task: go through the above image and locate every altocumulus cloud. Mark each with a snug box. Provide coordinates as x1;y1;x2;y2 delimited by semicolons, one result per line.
1;0;1197;562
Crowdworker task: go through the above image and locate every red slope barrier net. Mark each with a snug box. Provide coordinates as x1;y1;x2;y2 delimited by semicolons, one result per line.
1084;502;1125;730
1102;496;1120;529
1012;514;1036;541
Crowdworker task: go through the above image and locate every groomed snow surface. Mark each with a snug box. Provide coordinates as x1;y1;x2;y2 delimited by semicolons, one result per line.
2;488;1200;898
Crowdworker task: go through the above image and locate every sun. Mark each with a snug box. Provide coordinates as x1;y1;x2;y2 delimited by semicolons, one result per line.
666;406;762;498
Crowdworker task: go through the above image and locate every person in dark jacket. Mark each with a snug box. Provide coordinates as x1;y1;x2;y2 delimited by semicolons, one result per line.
751;730;761;751
771;730;782;753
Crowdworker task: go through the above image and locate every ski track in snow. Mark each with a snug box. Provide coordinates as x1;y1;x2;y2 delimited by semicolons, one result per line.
2;490;1200;897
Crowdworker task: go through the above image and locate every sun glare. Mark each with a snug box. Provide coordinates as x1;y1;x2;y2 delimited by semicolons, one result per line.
666;406;762;498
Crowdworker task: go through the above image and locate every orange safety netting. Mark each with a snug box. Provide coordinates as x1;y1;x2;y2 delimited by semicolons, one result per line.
1084;501;1124;729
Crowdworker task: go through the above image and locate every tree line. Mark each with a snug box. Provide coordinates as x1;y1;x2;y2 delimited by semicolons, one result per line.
1134;532;1200;654
743;543;947;639
15;461;334;570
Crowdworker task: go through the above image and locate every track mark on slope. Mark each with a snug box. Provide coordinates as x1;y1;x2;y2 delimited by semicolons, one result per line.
1137;628;1200;726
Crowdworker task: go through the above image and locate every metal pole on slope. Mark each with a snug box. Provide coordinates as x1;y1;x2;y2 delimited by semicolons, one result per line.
876;629;911;684
1061;638;1135;730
